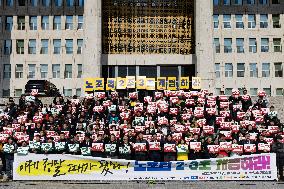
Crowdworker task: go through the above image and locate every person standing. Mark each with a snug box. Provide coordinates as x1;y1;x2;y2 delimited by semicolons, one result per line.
3;138;17;180
272;135;284;181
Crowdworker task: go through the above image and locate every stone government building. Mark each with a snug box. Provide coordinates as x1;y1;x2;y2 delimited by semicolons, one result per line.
0;0;283;97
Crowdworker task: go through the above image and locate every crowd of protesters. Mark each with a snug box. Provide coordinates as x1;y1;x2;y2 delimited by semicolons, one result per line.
0;88;284;180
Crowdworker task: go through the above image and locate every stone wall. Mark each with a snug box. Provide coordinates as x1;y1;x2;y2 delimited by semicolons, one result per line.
0;97;283;122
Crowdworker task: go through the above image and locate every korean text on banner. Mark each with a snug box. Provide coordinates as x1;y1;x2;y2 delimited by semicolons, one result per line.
14;153;277;181
192;77;201;89
84;78;95;92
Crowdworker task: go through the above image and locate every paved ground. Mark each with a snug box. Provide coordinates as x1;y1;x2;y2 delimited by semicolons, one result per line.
0;181;284;189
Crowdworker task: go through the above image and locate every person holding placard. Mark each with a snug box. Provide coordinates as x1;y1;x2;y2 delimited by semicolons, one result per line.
118;135;132;160
3;137;17;180
105;134;118;159
203;137;218;159
163;134;176;162
134;133;148;161
148;133;162;162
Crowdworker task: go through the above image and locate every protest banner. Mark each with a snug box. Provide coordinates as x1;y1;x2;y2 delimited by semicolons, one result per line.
13;154;277;181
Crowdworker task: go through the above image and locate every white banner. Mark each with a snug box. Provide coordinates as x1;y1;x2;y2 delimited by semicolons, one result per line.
13;153;277;181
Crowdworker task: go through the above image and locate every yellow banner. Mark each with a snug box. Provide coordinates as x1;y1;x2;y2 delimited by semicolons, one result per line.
84;78;95;92
106;78;116;91
192;77;201;89
126;76;136;89
167;77;177;90
157;77;167;90
94;78;105;91
117;78;127;89
136;76;146;90
146;78;156;90
179;77;190;90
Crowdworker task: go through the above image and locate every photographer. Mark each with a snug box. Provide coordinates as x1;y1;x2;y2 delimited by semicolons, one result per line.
272;135;284;181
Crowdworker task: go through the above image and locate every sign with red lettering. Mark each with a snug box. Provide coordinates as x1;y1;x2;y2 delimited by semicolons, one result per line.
149;142;160;151
190;142;201;150
91;143;104;152
134;143;147;152
163;144;176;152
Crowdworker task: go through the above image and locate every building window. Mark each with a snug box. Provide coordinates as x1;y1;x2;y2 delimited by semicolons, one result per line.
225;63;233;78
224;38;232;53
274;62;283;77
28;39;36;54
40;64;48;78
223;0;230;5
272;14;280;28
4;40;12;55
248;14;256;28
40;39;48;54
77;64;82;78
63;89;72;97
247;0;255;4
139;66;157;78
276;88;283;96
236;38;244;53
260;14;268;28
15;89;22;97
52;64;60;78
16;40;24;54
41;16;49;30
76;88;81;97
237;63;245;77
42;0;50;7
235;14;244;29
53;39;61;54
272;0;280;4
65;39;73;54
213;0;219;6
66;0;73;7
54;0;62;7
78;0;84;6
29;16;37;30
213;14;219;29
30;0;37;7
223;14;231;29
225;88;233;95
3;64;11;79
17;16;25;30
53;16;61;30
15;64;23;78
215;63;220;78
3;90;10;97
65;15;73;30
273;38;282;52
261;38;269;52
262;63;270;77
250;63;258;77
249;38;257;53
234;0;242;5
77;39;83;54
5;16;13;31
259;0;268;5
263;88;271;96
250;88;258;96
78;15;83;30
214;38;220;53
28;64;36;79
64;64;72;78
6;0;13;6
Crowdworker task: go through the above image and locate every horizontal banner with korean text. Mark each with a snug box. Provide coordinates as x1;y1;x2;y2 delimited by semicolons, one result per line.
13;153;277;181
84;77;200;91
